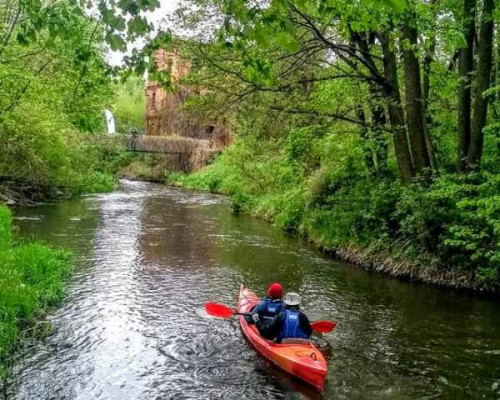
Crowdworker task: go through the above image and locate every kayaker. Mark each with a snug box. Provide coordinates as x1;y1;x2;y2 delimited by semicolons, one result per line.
249;283;284;336
270;292;313;343
252;282;284;320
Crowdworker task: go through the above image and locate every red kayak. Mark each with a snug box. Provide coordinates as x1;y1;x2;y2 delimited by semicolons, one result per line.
237;284;327;391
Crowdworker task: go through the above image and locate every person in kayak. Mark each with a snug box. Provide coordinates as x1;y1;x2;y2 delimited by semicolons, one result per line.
249;283;284;336
252;282;284;319
267;292;313;342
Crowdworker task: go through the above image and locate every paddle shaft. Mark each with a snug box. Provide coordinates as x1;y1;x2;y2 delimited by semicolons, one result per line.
237;311;334;332
204;302;335;333
234;312;252;317
239;314;335;333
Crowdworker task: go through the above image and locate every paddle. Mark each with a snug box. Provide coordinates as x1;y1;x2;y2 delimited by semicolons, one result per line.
204;302;336;333
310;320;336;333
205;302;251;318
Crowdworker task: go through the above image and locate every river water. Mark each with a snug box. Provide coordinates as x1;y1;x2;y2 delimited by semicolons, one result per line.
10;180;500;399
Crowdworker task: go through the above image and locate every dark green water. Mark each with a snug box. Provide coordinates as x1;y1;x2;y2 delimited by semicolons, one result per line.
10;180;500;399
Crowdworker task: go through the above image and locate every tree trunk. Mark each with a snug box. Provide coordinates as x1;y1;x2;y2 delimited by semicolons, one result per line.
422;0;438;111
497;24;500;106
401;20;432;175
366;33;389;174
422;48;433;113
379;32;414;182
496;25;500;159
422;0;438;172
371;101;389;175
457;0;476;171
468;0;495;169
422;42;438;172
357;105;376;173
359;100;389;176
351;34;389;176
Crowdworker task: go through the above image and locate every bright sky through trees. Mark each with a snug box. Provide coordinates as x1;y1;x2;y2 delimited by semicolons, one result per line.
107;0;181;65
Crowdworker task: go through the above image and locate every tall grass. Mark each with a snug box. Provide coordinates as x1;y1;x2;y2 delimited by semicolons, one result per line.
0;207;11;248
0;205;71;381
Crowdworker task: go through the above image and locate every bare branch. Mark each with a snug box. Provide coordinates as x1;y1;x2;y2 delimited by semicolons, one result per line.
288;3;386;85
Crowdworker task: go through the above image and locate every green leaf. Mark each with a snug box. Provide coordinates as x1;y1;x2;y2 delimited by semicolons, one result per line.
106;32;126;51
385;0;406;12
117;0;131;9
360;0;406;13
275;32;300;52
127;16;150;36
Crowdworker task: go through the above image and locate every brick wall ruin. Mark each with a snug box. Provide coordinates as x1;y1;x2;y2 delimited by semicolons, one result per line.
145;49;230;149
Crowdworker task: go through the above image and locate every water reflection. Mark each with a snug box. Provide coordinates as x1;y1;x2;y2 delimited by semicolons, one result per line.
11;180;500;399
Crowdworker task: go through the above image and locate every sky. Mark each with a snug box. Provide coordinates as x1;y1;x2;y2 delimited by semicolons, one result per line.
107;0;182;66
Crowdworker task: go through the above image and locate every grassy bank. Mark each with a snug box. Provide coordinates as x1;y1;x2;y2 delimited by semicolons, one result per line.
0;205;71;381
168;133;500;292
0;135;134;205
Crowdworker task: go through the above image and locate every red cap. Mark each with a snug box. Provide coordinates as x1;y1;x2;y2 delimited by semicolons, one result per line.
267;283;283;299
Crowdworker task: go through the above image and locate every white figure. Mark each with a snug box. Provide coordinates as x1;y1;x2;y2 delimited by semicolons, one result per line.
104;109;116;134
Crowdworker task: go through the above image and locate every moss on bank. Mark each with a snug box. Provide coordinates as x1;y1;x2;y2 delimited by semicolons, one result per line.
0;205;72;381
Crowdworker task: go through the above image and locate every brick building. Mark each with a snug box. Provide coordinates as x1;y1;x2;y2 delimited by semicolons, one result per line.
145;49;230;148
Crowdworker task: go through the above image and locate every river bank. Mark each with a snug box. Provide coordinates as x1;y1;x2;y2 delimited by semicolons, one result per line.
168;179;481;292
166;161;500;294
0;205;72;386
9;180;500;399
0;135;135;207
0;179;72;206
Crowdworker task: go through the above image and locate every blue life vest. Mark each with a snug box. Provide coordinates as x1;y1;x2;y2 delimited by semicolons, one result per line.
256;298;284;320
277;310;308;342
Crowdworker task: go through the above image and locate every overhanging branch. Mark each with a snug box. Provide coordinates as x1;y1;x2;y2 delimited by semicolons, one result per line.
270;105;368;126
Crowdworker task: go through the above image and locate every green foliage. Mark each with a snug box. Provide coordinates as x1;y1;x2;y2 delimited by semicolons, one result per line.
0;0;160;53
305;179;401;247
0;102;71;185
439;174;500;283
0;205;71;376
174;117;500;289
0;0;128;199
0;118;128;195
59;135;134;194
113;76;145;134
121;154;169;181
0;206;12;248
167;0;500;289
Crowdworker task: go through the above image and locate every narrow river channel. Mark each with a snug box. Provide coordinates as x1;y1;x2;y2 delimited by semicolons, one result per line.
10;180;500;399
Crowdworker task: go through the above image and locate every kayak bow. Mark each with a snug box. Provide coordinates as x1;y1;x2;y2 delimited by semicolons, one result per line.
237;284;327;391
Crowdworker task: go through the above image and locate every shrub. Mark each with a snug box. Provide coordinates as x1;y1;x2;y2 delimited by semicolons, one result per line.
172;117;500;289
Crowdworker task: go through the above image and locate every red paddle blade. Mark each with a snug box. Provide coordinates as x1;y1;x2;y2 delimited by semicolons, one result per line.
204;302;236;318
311;320;336;333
